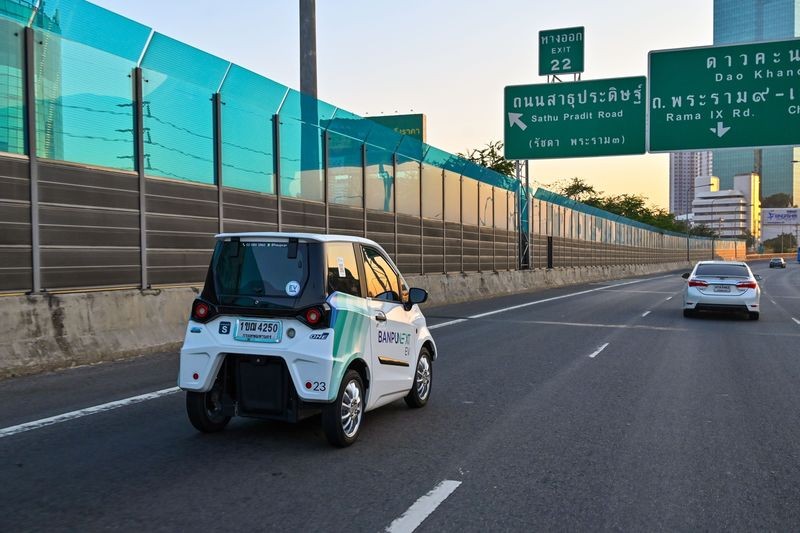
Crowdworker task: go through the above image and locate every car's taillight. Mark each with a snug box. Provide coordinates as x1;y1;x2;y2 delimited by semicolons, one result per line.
688;279;708;287
737;281;758;289
191;299;217;323
298;304;330;329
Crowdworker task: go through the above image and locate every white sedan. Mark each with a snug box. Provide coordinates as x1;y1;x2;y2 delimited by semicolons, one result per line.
682;261;761;320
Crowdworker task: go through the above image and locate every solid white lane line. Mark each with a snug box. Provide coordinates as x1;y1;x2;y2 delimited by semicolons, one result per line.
0;387;180;439
588;343;610;359
430;277;664;330
386;480;462;533
7;274;671;439
792;318;800;326
641;311;651;317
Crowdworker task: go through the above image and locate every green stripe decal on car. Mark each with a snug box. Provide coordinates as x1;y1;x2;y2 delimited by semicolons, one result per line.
327;293;371;401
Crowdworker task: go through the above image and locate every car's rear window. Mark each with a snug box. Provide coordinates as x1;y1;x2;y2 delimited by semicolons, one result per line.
695;263;750;277
212;240;309;302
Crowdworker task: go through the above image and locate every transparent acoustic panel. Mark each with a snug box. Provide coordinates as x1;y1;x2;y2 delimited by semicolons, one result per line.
395;154;420;216
479;183;493;227
443;171;460;223
34;0;151;62
462;178;478;226
279;119;324;202
219;65;288;194
141;33;228;184
421;164;443;220
494;188;508;230
0;19;24;154
365;145;393;212
34;30;136;169
327;131;363;207
0;0;35;24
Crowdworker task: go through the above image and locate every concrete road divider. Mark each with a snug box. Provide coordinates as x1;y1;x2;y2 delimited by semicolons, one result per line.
0;263;689;379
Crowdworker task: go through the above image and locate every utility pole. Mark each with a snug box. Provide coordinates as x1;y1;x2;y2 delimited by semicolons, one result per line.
299;0;317;98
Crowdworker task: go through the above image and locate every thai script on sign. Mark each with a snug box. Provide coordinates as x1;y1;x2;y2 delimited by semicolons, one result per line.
705;49;800;69
651;88;795;109
540;31;583;45
764;209;799;224
512;84;643;110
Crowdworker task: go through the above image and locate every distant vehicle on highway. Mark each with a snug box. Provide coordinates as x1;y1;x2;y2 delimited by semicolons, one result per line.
682;260;761;320
769;257;786;268
177;233;435;447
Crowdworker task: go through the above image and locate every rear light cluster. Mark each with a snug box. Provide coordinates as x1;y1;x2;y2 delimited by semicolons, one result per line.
191;299;218;323
736;281;758;289
298;304;330;329
688;279;708;287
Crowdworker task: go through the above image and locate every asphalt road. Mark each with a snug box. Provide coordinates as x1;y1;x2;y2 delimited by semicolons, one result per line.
2;260;800;532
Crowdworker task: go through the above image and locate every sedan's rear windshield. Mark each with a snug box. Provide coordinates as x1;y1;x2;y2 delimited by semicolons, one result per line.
212;240;309;302
695;264;750;277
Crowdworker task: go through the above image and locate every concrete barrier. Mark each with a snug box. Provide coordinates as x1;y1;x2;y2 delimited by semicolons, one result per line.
0;262;690;379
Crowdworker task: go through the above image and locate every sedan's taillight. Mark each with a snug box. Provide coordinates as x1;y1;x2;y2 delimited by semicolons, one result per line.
688;279;708;287
191;299;217;323
736;281;758;289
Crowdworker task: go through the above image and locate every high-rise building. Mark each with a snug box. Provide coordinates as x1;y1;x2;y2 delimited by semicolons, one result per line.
712;0;800;205
669;151;713;215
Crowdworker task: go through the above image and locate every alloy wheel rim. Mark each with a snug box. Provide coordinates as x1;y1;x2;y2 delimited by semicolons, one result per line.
340;380;362;438
416;356;431;400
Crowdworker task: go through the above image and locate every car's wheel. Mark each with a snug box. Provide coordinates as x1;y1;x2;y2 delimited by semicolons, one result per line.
186;381;230;433
683;309;695;318
405;347;432;409
748;311;760;321
322;370;364;447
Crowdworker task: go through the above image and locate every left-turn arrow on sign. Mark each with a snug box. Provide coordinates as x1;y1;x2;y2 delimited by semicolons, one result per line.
508;112;527;131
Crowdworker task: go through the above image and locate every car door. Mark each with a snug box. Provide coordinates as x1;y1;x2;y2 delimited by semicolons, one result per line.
360;246;416;400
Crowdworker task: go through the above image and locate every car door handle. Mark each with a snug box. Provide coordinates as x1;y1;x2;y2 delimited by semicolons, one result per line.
374;312;387;322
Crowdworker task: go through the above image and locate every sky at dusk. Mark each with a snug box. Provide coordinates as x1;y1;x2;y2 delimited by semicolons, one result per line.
92;0;715;209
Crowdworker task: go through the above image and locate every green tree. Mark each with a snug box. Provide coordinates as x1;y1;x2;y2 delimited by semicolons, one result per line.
690;224;717;237
763;232;797;252
458;140;514;177
762;193;793;208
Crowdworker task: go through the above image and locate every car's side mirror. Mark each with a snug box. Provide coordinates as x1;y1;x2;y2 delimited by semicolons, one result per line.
681;272;690;279
404;288;428;310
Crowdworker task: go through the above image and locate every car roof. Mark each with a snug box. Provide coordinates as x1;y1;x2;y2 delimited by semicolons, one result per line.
695;260;748;266
215;232;377;246
213;232;394;262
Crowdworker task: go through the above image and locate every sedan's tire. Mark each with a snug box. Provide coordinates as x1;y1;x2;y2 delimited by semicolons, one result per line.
405;347;432;409
186;387;230;433
322;370;364;447
748;311;760;321
683;309;695;318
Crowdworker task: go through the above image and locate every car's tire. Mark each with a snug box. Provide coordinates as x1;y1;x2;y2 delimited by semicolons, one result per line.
748;311;760;321
683;309;695;318
405;347;432;409
186;382;230;433
322;370;364;447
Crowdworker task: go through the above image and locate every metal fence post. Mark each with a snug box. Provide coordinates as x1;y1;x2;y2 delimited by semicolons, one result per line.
23;27;40;294
323;131;329;234
441;168;446;273
273;114;282;231
213;93;223;233
419;161;424;274
460;175;464;272
393;152;398;264
133;66;148;289
362;143;367;237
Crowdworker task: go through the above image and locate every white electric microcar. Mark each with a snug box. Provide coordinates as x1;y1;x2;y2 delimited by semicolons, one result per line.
178;233;436;446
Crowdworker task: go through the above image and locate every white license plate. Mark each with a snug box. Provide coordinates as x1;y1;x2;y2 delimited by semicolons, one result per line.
713;285;731;293
234;319;282;343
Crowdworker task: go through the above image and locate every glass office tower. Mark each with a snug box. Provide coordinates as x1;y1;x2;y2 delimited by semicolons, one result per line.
712;0;800;205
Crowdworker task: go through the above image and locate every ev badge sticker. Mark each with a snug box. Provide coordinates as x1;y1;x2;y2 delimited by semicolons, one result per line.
285;281;300;296
337;257;346;277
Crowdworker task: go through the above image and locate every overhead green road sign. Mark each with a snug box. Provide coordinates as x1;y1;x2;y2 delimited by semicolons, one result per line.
649;38;800;152
539;26;584;75
504;76;646;160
